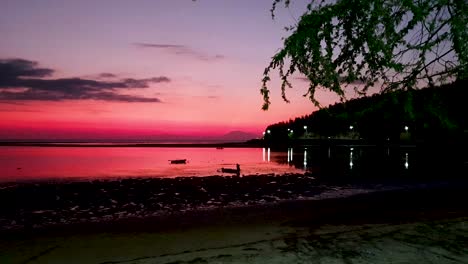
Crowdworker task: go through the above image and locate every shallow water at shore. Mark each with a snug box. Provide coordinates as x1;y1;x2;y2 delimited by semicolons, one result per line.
2;144;462;182
0;147;306;182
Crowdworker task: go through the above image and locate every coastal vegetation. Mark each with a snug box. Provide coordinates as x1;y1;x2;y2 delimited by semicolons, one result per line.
261;0;467;110
263;79;467;144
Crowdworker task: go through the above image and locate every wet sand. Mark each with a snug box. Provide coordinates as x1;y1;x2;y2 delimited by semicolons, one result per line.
1;179;467;263
2;217;466;264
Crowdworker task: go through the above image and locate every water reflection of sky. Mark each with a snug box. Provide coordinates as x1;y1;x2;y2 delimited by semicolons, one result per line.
0;145;460;182
0;147;304;182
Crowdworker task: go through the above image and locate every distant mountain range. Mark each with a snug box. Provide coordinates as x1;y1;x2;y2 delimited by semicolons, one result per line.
217;131;259;142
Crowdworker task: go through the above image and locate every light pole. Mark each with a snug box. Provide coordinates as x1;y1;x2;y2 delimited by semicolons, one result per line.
404;126;408;132
304;125;308;137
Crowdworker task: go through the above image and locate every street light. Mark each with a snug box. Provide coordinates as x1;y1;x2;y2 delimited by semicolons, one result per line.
404;126;408;132
267;130;271;134
349;125;354;130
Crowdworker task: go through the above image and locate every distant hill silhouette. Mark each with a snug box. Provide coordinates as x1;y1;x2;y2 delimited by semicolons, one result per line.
219;131;259;142
264;79;467;144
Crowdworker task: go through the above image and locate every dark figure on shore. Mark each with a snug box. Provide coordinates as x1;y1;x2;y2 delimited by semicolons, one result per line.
236;164;241;177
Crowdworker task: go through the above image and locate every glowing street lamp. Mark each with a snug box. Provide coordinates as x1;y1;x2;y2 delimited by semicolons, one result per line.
267;130;271;134
349;125;354;130
404;126;409;132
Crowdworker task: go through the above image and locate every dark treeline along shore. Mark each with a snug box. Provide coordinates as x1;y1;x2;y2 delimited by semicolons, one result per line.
262;79;467;147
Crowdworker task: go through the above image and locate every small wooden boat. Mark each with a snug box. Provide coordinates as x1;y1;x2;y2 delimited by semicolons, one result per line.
218;164;241;175
169;159;187;164
221;168;238;173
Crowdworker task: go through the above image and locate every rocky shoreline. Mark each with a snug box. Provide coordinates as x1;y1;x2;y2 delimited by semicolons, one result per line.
0;172;421;232
1;173;314;231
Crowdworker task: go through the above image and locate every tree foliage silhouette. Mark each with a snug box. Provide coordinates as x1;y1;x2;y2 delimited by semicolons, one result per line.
261;0;467;110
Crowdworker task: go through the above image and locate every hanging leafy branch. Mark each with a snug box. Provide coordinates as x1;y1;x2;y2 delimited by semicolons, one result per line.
261;0;468;110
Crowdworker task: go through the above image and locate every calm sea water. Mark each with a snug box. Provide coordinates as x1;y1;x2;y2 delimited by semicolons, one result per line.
0;145;463;182
0;147;303;182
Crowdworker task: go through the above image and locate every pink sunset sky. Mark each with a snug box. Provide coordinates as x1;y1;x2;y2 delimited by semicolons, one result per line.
0;0;341;140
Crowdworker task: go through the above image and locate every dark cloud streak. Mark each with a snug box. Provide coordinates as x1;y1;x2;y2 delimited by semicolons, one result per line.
0;58;169;103
0;59;53;80
135;43;185;49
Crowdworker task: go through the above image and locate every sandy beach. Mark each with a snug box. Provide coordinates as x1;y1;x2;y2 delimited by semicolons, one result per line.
1;174;467;263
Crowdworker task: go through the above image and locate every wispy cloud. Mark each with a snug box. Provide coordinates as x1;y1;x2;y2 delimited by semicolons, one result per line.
0;58;170;103
134;42;225;62
191;95;220;100
98;72;118;78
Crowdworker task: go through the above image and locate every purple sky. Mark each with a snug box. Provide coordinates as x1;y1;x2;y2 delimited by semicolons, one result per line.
0;0;341;139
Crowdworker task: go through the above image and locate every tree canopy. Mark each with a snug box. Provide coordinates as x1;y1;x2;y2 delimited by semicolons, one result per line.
261;0;468;110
